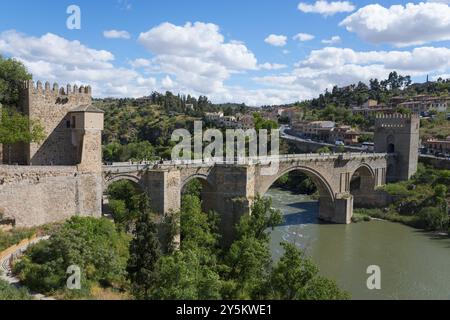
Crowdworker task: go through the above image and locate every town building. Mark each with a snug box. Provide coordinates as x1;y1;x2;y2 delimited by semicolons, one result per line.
397;96;449;114
351;100;394;116
292;120;361;145
423;137;450;156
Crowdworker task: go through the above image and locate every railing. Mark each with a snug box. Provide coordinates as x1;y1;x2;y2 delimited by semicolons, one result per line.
102;152;390;172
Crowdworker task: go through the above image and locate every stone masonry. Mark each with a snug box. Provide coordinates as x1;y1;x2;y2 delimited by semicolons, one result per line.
0;81;103;227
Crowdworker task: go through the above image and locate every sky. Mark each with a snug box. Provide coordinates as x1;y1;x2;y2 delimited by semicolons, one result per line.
1;0;450;105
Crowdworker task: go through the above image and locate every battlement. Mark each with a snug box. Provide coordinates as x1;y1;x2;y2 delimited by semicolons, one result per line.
21;80;92;97
375;113;419;128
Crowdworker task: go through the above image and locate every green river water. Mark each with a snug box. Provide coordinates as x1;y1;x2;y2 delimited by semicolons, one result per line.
266;188;450;300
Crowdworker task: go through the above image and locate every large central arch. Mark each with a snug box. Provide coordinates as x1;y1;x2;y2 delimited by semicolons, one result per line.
257;165;337;223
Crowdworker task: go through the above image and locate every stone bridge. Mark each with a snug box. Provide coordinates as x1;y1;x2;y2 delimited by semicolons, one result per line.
103;153;392;242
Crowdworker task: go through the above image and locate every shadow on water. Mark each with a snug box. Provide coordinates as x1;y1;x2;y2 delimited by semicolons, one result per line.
279;201;320;226
413;229;450;248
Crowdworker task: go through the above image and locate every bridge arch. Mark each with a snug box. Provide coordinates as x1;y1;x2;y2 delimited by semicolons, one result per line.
104;174;143;190
350;163;377;207
258;165;335;202
180;173;216;214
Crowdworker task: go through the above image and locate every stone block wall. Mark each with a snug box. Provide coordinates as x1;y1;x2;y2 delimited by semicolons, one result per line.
0;165;102;227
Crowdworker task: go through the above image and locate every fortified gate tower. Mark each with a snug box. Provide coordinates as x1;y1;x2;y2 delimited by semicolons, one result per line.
374;113;420;182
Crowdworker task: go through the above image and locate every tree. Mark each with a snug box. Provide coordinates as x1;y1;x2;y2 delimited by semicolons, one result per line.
418;206;449;231
0;279;31;300
0;55;31;108
266;242;349;300
316;146;331;154
127;194;161;300
235;196;282;242
14;217;129;297
0;111;45;164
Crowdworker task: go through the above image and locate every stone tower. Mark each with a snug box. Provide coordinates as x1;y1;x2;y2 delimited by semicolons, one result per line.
374;113;420;182
4;80;103;169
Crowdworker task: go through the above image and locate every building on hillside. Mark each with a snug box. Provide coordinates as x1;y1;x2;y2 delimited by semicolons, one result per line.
292;120;361;145
204;112;224;122
236;114;255;130
343;129;361;145
292;120;335;138
423;137;450;156
397;96;449;114
136;96;153;105
351;100;394;116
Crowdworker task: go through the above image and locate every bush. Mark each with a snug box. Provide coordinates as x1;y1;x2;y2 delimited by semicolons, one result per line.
0;279;31;300
418;207;449;231
14;217;130;297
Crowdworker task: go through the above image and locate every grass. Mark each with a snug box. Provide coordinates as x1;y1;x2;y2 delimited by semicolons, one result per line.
0;223;60;252
353;208;420;228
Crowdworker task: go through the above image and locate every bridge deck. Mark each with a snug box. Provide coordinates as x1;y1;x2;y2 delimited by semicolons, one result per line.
103;152;392;173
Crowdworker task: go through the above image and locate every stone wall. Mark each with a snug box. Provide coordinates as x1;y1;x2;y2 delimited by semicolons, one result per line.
419;155;450;170
0;165;102;227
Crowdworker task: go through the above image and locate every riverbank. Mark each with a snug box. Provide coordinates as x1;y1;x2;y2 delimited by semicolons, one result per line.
266;188;450;299
352;208;450;237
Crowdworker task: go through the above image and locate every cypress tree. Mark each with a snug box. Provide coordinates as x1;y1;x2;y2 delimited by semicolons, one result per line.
126;195;161;300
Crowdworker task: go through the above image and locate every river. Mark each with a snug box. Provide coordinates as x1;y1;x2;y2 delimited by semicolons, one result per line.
266;188;450;300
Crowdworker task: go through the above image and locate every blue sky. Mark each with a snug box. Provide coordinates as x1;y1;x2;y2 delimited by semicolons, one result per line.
1;0;450;105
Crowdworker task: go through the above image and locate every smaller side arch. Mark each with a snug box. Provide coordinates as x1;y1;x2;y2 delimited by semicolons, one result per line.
350;163;377;207
104;174;143;190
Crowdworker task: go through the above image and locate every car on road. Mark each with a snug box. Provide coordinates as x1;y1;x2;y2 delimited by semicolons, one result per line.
335;140;345;146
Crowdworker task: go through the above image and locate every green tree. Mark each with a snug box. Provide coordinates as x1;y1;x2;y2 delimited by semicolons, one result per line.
316;146;331;154
224;196;282;299
266;242;349;300
0;279;31;300
0;111;45;164
418;206;449;231
14;217;129;297
126;195;161;300
0;55;31;108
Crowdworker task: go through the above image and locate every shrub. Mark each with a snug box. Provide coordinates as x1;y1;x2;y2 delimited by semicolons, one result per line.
418;207;449;231
14;217;130;297
0;279;31;300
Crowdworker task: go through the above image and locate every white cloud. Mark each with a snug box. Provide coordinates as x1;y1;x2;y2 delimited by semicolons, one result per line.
298;1;355;16
258;63;288;70
0;30;156;97
138;22;257;94
321;35;341;44
264;34;287;47
340;2;450;47
253;46;450;104
129;58;152;68
161;75;175;89
103;29;131;39
293;33;315;42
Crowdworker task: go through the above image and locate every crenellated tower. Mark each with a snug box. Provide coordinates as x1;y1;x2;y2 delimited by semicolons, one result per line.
374;113;420;182
4;80;102;171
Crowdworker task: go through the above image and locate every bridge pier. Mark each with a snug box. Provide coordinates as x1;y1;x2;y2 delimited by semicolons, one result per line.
318;194;353;224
